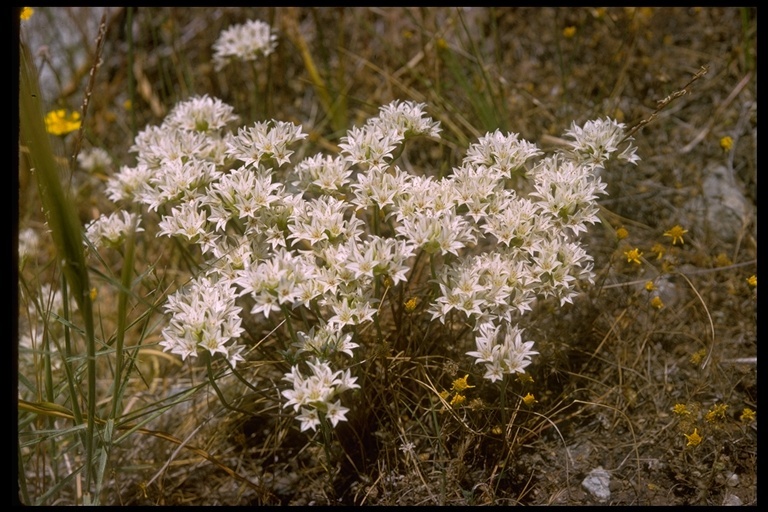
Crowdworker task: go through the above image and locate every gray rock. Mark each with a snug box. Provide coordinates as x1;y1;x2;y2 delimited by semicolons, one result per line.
582;466;611;502
684;164;753;245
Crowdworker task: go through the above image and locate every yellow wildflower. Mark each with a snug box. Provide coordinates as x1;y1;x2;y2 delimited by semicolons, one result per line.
740;408;756;424
705;403;728;423
516;372;534;385
616;227;629;240
672;403;690;416
89;287;98;301
651;243;665;260
690;348;707;365
747;275;756;289
451;374;474;393
650;296;664;310
522;393;537;407
562;26;577;38
713;253;732;267
624;248;643;265
45;109;82;136
663;225;688;245
404;297;419;313
468;398;485;411
21;7;34;20
645;281;656;292
719;136;733;152
684;428;702;447
450;394;466;407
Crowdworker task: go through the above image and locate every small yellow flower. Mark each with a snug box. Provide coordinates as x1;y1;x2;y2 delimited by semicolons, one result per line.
691;348;707;364
740;407;756;424
684;428;702;447
404;297;419;313
650;296;664;310
468;398;485;411
672;403;691;416
624;248;643;265
644;281;656;292
651;243;666;260
719;136;733;152
450;394;466;407
705;403;728;423
663;225;688;245
562;26;577;38
45;109;82;136
616;227;629;240
21;7;34;20
89;287;98;301
522;393;537;406
436;38;448;50
439;390;450;401
690;348;707;365
451;374;475;393
747;275;757;289
713;253;732;267
516;372;534;385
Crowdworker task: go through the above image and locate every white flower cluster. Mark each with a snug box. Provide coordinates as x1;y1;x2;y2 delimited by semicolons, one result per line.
105;88;637;430
84;211;143;250
281;358;360;432
159;275;246;366
211;19;278;71
77;147;112;174
18;227;41;264
467;322;538;383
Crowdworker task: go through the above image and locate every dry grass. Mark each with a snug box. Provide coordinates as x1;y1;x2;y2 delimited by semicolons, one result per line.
17;7;756;505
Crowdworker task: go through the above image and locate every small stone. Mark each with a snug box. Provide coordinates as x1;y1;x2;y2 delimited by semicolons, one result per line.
582;466;611;502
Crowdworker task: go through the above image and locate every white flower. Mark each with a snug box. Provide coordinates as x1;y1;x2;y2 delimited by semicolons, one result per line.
339;125;399;171
212;19;278;71
464;130;542;176
397;209;475;257
77;147;112;174
157;199;209;241
293;153;353;193
325;400;350;428
85;211;144;249
296;407;321;432
159;276;244;361
105;163;154;204
563;117;640;169
164;95;239;133
226;120;307;168
468;322;538;382
18;228;40;262
372;100;441;139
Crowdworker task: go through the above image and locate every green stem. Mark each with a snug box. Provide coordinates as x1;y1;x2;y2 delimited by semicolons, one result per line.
204;352;251;415
110;222;136;419
499;375;508;435
317;410;335;478
280;304;300;348
126;7;137;137
373;276;384;344
372;203;381;237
